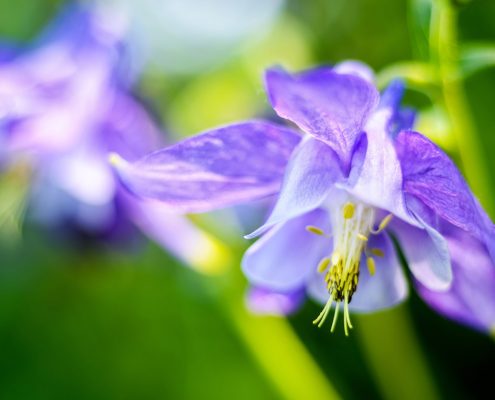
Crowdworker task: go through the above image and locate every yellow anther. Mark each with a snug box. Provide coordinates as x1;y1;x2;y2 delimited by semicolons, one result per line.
377;214;393;232
357;233;368;241
342;202;356;219
108;153;122;166
370;248;384;257
366;257;376;276
317;257;331;273
306;225;325;236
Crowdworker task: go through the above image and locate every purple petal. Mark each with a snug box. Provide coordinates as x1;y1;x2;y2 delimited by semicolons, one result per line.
124;192;222;269
246;286;305;316
376;79;417;136
264;66;379;171
307;233;408;312
341;109;420;227
416;230;495;333
393;218;452;290
42;142;116;206
242;209;332;292
349;233;408;312
395;130;495;261
0;4;131;158
111;121;300;213
378;79;405;111
390;108;416;136
246;137;341;239
100;93;164;161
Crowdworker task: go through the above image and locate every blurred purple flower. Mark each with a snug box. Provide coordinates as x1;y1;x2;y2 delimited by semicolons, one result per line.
0;4;232;269
0;4;156;241
109;60;495;334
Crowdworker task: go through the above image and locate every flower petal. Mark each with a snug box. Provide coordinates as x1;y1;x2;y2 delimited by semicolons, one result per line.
242;208;332;292
378;79;405;111
111;121;300;213
340;109;420;227
246;286;305;316
265;66;379;171
124;193;228;273
395;130;495;261
246;137;341;239
416;230;495;333
349;233;408;312
1;4;127;157
393;218;452;291
101;93;165;161
377;79;416;136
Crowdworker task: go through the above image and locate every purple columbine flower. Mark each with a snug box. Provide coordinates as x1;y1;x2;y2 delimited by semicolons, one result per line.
241;63;495;334
111;61;495;335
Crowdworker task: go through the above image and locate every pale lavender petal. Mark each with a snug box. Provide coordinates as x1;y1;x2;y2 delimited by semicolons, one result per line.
393;218;452;290
246;286;305;315
416;230;495;333
242;209;332;292
246;137;341;239
395;130;495;261
340;109;420;227
349;233;408;312
333;60;375;83
100;93;164;161
265;66;379;171
111;121;300;213
124;192;223;269
307;233;408;311
44;143;116;206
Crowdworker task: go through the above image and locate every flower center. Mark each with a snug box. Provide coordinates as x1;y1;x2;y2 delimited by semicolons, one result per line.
308;198;392;335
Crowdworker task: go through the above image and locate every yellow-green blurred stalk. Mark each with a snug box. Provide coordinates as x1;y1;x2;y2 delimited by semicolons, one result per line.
431;0;494;217
189;238;341;400
356;307;440;400
222;290;341;400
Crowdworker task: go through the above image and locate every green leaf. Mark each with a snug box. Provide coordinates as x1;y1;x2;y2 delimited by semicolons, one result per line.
459;43;495;78
407;0;433;61
376;61;438;89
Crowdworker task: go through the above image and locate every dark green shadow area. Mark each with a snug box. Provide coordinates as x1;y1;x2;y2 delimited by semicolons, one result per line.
0;233;278;400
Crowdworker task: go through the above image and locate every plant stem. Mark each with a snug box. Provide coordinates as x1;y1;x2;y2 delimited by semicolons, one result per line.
221;296;341;400
432;0;494;216
193;234;341;400
356;307;440;400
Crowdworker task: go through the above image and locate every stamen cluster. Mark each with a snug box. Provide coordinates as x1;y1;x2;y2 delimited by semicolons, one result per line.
309;199;392;335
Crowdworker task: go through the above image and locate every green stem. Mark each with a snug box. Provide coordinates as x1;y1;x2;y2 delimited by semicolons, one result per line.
200;241;341;400
221;294;341;400
432;0;494;216
356;307;440;400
